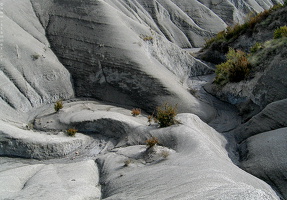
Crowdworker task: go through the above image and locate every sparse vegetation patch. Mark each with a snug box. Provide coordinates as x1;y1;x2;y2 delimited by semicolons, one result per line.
274;26;287;39
204;2;286;48
140;35;153;41
214;48;251;85
131;108;141;116
250;42;264;53
146;137;159;148
155;103;178;128
54;100;63;112
67;128;77;137
161;150;170;159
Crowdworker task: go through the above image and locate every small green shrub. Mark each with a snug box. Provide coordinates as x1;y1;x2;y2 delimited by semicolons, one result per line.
131;108;141;116
143;36;153;41
31;54;40;60
54;100;63;112
146;137;159;148
250;42;264;53
214;48;251;85
274;26;287;39
141;35;153;41
67;128;77;136
124;159;131;167
155;103;177;128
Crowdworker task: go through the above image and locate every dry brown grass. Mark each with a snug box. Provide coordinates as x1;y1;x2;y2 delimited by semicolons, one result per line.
146;137;159;148
67;128;77;137
131;108;141;116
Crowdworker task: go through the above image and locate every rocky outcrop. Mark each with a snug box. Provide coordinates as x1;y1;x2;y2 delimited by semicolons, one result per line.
28;0;282;119
239;127;287;199
234;99;287;142
198;5;287;199
228;99;287;199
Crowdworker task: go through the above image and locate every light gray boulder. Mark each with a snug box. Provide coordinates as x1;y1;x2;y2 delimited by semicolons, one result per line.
0;158;101;200
239;127;287;199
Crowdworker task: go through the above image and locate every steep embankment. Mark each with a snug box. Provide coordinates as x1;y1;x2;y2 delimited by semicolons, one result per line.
1;0;283;122
199;4;287;199
0;0;74;124
29;0;282;118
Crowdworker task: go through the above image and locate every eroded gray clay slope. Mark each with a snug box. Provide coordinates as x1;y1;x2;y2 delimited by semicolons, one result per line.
0;0;285;199
1;0;283;121
0;101;280;200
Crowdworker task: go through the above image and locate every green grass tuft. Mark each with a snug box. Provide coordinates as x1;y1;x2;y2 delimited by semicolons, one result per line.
274;26;287;39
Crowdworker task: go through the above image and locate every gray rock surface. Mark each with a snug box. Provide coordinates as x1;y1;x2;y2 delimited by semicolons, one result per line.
239;127;287;199
0;158;101;200
0;120;92;159
0;100;280;199
234;99;287;142
96;113;279;200
199;5;287;200
31;0;217;121
1;0;74;120
204;37;287;121
2;0;283;122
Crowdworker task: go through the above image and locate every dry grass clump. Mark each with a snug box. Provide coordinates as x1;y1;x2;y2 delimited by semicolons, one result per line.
214;48;251;85
155;103;177;128
146;137;159;148
54;100;63;112
142;35;153;41
131;108;141;116
67;128;77;137
147;103;178;127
